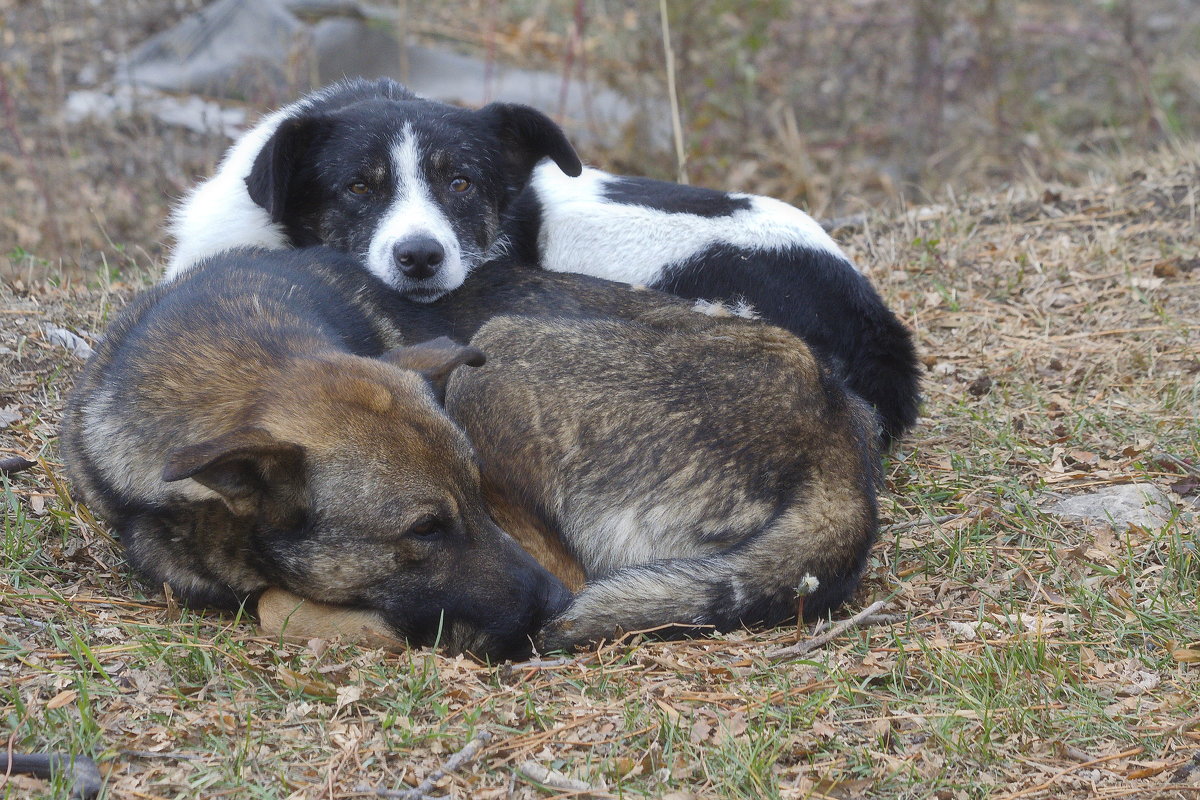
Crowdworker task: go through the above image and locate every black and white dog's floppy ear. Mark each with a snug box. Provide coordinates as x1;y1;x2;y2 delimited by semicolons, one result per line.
245;116;329;223
480;102;583;180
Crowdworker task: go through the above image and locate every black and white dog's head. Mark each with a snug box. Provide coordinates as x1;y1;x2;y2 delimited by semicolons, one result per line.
240;80;581;301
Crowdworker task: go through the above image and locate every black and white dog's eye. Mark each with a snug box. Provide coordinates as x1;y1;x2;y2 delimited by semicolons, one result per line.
348;181;371;195
449;177;471;194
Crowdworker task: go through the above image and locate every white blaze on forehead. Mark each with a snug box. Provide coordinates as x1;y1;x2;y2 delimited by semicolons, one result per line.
364;124;466;295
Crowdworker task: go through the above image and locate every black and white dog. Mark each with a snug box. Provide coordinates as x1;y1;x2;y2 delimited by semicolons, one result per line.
166;78;920;443
166;78;583;301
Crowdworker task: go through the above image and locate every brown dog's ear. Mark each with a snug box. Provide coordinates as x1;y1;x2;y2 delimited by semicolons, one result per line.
381;336;487;403
479;102;583;180
162;428;306;517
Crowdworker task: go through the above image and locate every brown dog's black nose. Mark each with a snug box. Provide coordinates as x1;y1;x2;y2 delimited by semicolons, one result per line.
393;237;445;280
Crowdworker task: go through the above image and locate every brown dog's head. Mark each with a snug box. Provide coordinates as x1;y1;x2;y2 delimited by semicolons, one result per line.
162;338;571;660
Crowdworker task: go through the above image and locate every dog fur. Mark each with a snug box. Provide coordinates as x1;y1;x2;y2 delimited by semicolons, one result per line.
164;79;919;444
257;295;882;652
69;245;881;652
164;77;581;301
503;164;921;445
450;308;880;650
60;248;572;660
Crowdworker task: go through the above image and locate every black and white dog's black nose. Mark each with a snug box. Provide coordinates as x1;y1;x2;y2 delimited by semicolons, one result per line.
392;237;445;280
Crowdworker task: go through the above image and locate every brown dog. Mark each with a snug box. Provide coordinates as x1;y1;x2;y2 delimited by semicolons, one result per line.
244;253;881;653
454;307;880;651
61;247;571;660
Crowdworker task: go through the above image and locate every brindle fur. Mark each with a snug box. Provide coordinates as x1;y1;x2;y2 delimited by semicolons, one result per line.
448;308;880;651
65;246;880;654
61;249;571;660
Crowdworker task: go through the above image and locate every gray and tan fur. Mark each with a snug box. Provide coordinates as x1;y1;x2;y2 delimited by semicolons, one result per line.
451;304;880;650
196;251;883;652
60;248;571;660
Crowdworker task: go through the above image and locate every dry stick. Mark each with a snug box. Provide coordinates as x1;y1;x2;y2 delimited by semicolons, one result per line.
885;509;979;534
1091;787;1200;799
556;0;587;120
1156;450;1200;477
658;0;688;185
120;750;206;762
767;600;889;660
506;656;577;672
994;746;1145;800
808;613;907;638
354;730;492;800
515;760;595;794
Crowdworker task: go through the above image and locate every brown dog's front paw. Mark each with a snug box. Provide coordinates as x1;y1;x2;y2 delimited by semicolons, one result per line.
257;588;404;651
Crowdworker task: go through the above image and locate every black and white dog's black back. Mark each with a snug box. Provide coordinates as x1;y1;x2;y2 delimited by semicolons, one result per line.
166;78;920;444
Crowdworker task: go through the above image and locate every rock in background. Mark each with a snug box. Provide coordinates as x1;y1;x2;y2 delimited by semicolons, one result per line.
68;0;665;149
1045;483;1177;530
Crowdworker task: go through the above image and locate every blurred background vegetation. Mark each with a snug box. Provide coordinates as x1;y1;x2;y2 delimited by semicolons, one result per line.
459;0;1200;213
0;0;1197;276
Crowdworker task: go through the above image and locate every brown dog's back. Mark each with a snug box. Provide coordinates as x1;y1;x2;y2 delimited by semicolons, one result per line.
449;308;880;650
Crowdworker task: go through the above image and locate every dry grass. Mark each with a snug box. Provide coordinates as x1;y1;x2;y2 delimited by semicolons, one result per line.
2;0;1199;795
3;143;1198;798
3;0;1200;275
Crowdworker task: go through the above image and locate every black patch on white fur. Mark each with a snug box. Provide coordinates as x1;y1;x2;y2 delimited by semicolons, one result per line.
602;175;752;217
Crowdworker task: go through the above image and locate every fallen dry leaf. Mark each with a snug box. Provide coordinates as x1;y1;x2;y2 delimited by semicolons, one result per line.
46;689;78;710
276;666;337;699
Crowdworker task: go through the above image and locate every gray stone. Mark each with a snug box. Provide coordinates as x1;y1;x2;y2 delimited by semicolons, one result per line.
120;0;305;99
111;0;665;149
1046;483;1175;529
65;85;247;138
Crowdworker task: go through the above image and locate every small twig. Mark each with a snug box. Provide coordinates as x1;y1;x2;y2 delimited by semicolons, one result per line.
0;615;50;632
994;746;1144;800
120;750;206;762
516;760;596;793
767;600;890;660
354;730;492;799
0;456;37;477
808;613;908;637
885;510;979;533
506;656;576;671
1156;450;1200;477
658;0;688;184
